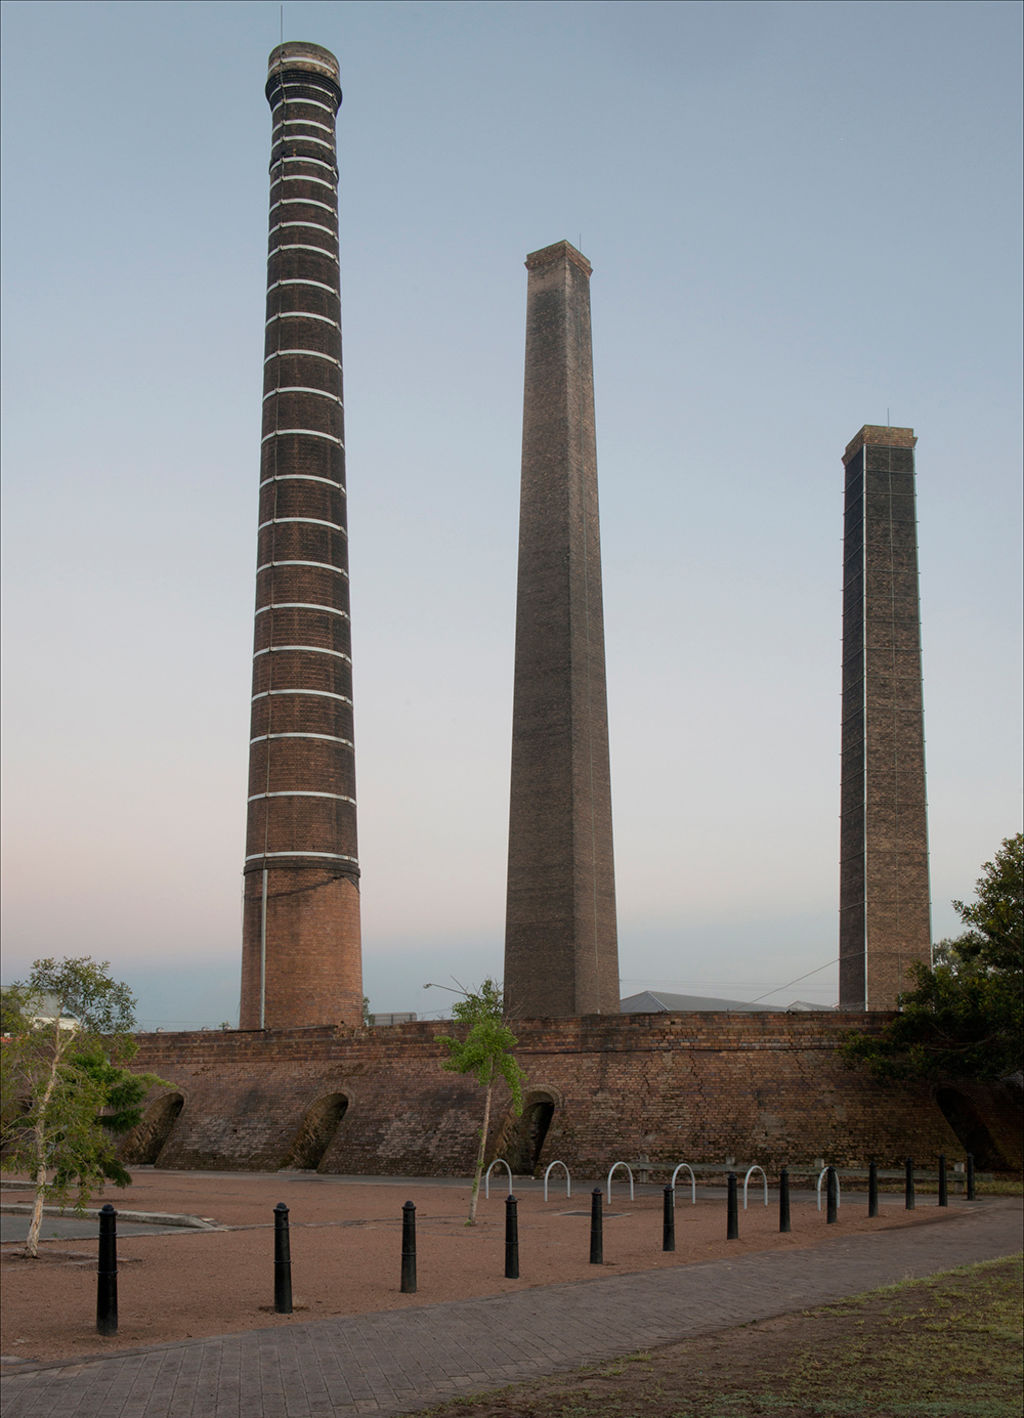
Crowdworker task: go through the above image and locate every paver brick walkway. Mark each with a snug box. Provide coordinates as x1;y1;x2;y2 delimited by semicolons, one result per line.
2;1199;1020;1417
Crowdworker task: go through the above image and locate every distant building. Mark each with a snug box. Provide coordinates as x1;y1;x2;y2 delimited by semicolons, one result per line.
619;990;833;1014
620;989;766;1013
8;992;79;1031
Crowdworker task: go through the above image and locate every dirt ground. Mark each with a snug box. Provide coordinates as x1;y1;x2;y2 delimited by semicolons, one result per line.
0;1169;963;1366
416;1257;1024;1418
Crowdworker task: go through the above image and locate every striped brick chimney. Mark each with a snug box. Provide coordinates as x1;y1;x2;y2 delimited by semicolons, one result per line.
239;42;362;1031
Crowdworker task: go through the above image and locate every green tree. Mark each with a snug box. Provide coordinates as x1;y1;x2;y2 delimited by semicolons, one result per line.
1;986;27;1036
435;979;526;1225
842;834;1023;1083
948;831;1023;976
0;957;167;1256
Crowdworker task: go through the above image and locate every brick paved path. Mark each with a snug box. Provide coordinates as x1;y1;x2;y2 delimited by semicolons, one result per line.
2;1199;1020;1417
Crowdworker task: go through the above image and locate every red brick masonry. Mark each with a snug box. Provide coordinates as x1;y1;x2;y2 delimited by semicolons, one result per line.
127;1012;971;1175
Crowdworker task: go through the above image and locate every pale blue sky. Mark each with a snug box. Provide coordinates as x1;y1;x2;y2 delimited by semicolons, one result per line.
2;0;1021;1028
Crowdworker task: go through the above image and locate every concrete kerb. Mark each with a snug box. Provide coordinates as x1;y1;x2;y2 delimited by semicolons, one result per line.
0;1205;222;1231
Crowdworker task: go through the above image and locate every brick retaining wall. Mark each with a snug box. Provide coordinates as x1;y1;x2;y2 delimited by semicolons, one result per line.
124;1012;979;1175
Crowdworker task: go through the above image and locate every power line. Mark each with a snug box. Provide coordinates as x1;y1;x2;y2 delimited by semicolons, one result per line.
746;957;840;1004
619;958;840;1005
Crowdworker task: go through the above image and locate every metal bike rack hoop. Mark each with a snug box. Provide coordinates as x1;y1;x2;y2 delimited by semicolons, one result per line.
606;1161;635;1203
743;1165;768;1210
484;1158;513;1200
816;1166;841;1212
543;1160;571;1202
669;1162;697;1205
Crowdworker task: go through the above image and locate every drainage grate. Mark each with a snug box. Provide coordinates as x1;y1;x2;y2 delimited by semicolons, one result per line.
559;1211;627;1218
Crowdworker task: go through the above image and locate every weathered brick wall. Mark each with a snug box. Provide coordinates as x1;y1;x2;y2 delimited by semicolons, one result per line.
127;1013;972;1175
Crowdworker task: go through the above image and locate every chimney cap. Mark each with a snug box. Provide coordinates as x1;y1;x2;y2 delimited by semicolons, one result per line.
843;424;917;464
525;240;592;277
267;41;340;87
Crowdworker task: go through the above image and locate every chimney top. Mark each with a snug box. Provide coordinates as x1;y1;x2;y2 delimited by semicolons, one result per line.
843;424;917;464
525;240;592;277
267;42;340;88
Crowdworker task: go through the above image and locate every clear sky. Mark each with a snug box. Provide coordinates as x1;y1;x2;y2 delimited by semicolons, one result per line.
1;0;1021;1029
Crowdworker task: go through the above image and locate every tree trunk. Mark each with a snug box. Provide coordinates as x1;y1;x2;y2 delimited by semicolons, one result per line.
25;1163;47;1259
24;1022;65;1258
467;1063;494;1226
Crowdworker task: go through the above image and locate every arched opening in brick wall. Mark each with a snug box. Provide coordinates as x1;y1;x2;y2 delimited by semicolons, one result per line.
503;1091;556;1175
282;1092;349;1170
120;1092;185;1165
935;1086;1012;1171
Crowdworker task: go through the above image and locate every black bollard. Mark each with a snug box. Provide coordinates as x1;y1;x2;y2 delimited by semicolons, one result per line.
505;1193;519;1279
966;1152;975;1201
826;1166;838;1224
589;1188;603;1265
726;1172;739;1240
662;1185;675;1253
868;1160;878;1218
778;1167;791;1234
938;1154;948;1207
96;1203;118;1336
401;1200;417;1294
274;1202;293;1314
905;1158;915;1210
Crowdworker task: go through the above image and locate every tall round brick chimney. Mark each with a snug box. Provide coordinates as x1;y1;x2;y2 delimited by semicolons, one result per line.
239;42;362;1030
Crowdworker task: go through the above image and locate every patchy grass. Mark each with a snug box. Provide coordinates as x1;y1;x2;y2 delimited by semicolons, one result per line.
421;1256;1023;1417
974;1177;1024;1197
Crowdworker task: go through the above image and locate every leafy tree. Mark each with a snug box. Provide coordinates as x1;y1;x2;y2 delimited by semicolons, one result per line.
842;834;1023;1083
435;979;526;1225
1;986;27;1036
948;831;1022;976
0;957;167;1256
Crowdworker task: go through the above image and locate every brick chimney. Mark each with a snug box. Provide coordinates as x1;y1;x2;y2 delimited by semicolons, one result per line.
839;425;931;1010
239;43;362;1030
504;241;620;1018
